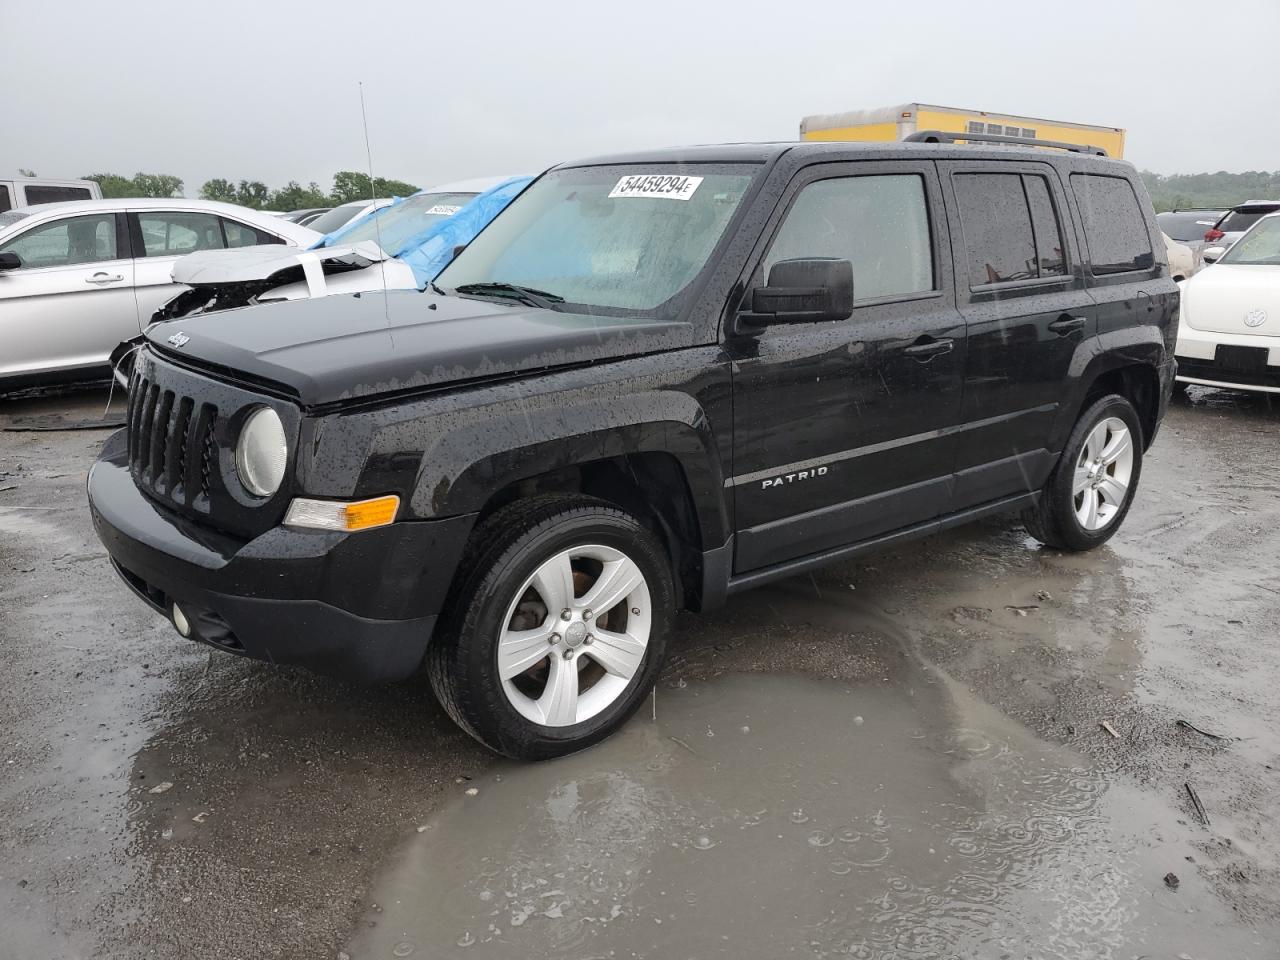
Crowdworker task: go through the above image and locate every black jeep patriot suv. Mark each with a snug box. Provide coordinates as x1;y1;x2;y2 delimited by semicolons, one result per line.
88;138;1177;758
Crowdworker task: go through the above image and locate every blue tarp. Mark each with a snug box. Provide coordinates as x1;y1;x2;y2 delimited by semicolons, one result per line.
395;176;531;287
311;176;532;288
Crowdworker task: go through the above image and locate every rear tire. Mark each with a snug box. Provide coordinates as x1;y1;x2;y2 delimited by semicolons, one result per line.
1023;394;1143;551
427;495;673;760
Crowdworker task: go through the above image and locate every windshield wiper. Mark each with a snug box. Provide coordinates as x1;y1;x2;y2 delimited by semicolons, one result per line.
453;282;565;311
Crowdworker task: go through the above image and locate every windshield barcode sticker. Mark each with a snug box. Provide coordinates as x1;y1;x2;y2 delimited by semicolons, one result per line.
425;204;463;216
608;175;703;201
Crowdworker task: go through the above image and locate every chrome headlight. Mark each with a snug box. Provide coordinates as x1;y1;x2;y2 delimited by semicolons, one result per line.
235;406;287;497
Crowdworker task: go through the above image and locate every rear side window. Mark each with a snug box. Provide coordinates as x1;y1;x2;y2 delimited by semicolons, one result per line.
136;211;226;256
221;218;284;247
953;172;1067;285
0;185;10;213
1024;176;1067;277
24;185;93;205
763;174;934;302
1071;174;1154;275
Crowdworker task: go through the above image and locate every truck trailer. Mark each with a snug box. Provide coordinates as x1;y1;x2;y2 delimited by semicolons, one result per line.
800;103;1125;158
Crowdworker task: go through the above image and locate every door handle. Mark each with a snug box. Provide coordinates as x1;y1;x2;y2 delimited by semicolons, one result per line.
904;336;954;361
85;272;124;285
1048;314;1086;335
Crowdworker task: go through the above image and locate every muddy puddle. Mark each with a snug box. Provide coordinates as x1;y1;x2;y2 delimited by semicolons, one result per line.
346;671;1271;959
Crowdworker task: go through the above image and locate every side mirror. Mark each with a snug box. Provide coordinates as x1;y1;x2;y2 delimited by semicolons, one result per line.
1202;245;1225;264
746;258;854;324
0;252;21;271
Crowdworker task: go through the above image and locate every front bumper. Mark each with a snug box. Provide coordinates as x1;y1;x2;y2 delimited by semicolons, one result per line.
1175;325;1280;393
88;429;475;683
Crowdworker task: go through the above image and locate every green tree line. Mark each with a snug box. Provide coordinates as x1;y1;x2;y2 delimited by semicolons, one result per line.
81;171;420;209
1140;170;1280;213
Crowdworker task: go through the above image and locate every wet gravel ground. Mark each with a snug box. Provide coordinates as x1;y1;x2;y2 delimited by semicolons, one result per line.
1;384;1278;959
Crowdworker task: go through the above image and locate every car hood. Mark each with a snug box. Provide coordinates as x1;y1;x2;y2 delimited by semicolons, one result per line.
145;290;687;407
1181;263;1280;336
171;241;389;285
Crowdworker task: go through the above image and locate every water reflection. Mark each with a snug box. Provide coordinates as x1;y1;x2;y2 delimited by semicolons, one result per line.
346;672;1265;959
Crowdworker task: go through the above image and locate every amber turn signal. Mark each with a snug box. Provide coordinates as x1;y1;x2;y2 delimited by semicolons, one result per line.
283;495;400;532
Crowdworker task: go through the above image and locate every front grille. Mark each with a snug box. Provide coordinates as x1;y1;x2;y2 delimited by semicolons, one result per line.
124;348;298;539
127;373;219;514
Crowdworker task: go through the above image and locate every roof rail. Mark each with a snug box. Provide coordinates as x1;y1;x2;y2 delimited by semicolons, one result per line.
904;130;1109;157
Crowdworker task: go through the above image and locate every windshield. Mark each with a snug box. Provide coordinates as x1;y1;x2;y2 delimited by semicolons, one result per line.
1219;217;1280;265
1219;206;1279;234
332;191;477;253
1157;211;1222;242
306;202;373;235
436;164;757;318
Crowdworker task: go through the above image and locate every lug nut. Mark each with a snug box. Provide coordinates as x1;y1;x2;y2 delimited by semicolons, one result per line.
563;649;574;660
582;609;593;621
561;609;572;621
549;633;560;645
583;636;593;645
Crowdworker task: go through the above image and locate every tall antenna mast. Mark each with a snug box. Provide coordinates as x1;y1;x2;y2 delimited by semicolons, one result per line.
358;80;394;345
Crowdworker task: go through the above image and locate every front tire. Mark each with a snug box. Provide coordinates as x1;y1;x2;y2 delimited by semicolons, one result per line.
428;495;673;760
1023;394;1144;551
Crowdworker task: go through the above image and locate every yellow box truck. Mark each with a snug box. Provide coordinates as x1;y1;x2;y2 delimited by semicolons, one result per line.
800;103;1126;159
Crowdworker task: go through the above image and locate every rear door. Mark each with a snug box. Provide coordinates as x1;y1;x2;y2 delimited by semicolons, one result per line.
729;160;966;572
938;160;1094;509
129;209;229;321
0;212;138;378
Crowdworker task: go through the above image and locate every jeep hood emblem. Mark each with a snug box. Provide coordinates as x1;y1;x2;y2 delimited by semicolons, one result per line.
167;331;191;347
1243;309;1267;328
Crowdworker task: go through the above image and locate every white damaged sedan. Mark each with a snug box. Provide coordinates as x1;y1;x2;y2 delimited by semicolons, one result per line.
1174;212;1280;394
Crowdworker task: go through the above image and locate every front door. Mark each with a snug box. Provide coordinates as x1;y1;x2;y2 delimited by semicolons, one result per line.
728;161;966;573
0;212;138;378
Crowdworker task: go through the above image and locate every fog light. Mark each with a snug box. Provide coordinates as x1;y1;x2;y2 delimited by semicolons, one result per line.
172;604;192;638
283;494;400;532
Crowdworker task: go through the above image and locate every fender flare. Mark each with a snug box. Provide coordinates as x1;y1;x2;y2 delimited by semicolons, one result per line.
408;388;731;548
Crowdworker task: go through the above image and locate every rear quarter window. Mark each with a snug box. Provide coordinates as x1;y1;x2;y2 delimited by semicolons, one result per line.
23;185;93;205
1071;174;1154;275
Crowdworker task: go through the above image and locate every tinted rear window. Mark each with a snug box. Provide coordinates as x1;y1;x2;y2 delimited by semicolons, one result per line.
306;203;372;235
0;185;9;213
24;185;92;205
1157;211;1222;242
1219;206;1279;233
1071;174;1153;275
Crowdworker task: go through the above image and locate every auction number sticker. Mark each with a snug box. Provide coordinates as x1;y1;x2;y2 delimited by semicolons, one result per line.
608;174;703;201
425;204;463;216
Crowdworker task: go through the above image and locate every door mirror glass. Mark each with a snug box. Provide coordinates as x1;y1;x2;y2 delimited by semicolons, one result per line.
750;258;854;323
0;251;21;270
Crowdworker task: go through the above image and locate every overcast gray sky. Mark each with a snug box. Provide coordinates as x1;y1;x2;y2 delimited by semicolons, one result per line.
7;0;1277;194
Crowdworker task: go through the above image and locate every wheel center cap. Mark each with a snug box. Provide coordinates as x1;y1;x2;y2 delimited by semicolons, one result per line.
563;621;588;648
